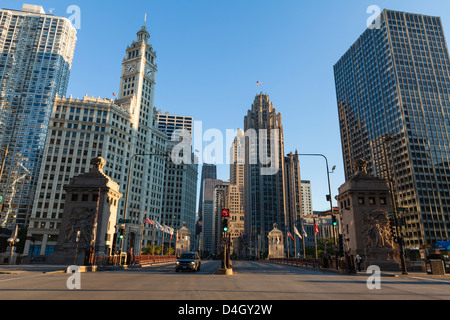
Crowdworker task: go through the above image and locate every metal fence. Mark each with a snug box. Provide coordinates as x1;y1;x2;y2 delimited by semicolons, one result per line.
268;257;352;271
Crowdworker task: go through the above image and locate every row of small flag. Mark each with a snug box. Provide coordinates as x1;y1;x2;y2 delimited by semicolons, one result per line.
286;222;319;241
143;218;174;235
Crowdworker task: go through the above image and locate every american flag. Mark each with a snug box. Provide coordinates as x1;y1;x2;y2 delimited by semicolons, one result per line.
143;218;155;225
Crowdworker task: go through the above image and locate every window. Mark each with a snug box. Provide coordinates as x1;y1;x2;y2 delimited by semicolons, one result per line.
369;197;376;205
358;197;365;205
380;197;387;205
71;194;78;202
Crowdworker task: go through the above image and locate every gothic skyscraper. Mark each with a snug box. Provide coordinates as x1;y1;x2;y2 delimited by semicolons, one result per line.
243;93;287;257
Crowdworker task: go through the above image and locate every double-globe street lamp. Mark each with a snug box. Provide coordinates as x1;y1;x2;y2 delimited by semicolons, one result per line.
119;152;171;254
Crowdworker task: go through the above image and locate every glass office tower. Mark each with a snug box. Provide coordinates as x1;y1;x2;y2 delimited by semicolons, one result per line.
0;5;77;228
334;9;450;248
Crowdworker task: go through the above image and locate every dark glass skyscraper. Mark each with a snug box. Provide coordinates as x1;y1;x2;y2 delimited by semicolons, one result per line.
198;163;217;222
334;9;450;248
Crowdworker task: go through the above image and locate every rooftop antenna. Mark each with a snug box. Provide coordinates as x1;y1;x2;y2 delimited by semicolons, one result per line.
144;13;147;26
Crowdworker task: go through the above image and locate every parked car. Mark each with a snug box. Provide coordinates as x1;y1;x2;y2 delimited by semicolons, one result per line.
175;251;201;272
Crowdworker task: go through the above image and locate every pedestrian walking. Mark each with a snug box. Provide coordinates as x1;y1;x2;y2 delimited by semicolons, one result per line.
355;254;362;272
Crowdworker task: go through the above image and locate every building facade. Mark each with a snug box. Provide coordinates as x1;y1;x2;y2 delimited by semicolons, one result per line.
200;178;222;256
301;180;313;216
284;151;303;257
156;111;198;249
196;163;217;249
228;131;245;257
24;95;132;255
198;163;217;222
334;9;450;248
24;24;168;256
0;4;77;229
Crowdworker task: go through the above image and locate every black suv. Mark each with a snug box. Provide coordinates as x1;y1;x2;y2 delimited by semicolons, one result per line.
175;251;201;272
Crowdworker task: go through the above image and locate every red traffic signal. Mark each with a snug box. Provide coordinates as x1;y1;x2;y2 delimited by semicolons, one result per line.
221;209;230;217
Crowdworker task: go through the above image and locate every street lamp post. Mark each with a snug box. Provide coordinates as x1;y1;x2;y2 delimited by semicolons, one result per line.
298;153;337;265
0;144;9;183
120;152;171;255
382;134;408;275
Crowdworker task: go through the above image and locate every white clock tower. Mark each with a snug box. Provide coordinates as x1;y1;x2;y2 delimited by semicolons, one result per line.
118;24;157;128
115;23;167;253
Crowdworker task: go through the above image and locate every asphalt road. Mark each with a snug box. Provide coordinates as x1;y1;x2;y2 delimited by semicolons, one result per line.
1;260;449;301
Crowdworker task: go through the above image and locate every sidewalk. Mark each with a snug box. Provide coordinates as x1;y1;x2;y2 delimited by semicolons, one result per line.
352;269;450;278
0;260;176;274
0;264;68;274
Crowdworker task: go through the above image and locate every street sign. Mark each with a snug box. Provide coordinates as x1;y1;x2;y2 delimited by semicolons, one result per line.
118;218;131;224
221;209;230;217
0;195;2;202
387;212;394;217
396;207;407;212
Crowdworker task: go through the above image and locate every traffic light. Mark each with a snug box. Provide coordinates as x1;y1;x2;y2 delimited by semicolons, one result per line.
119;228;126;240
389;217;397;238
222;218;229;233
332;215;337;226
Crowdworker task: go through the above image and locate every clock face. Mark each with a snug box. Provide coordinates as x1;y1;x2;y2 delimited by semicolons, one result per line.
145;66;153;78
126;64;136;74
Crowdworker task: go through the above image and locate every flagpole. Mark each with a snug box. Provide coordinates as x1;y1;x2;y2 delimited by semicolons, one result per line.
314;219;318;259
294;231;297;258
152;228;156;255
161;229;165;255
140;220;145;255
287;233;290;259
302;219;306;258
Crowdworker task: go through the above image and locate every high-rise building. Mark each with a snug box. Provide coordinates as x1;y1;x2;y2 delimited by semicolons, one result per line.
334;9;450;248
24;95;132;255
243;93;288;257
228;131;245;256
24;23;168;256
198;164;217;222
156;110;193;140
284;150;302;256
300;180;313;216
0;4;77;228
156;111;198;248
196;163;217;244
200;178;222;256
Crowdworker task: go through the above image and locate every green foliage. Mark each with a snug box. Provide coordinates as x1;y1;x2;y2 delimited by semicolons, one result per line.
141;244;174;255
304;238;336;258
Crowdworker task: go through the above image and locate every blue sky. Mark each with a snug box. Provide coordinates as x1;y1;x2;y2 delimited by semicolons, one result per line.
4;0;450;211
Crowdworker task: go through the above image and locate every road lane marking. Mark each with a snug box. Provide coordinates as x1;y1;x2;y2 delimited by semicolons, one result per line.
410;276;450;284
0;273;48;283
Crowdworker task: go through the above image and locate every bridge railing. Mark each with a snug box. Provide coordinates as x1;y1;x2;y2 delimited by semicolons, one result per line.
268;257;323;269
132;255;177;266
92;255;176;266
268;257;351;271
